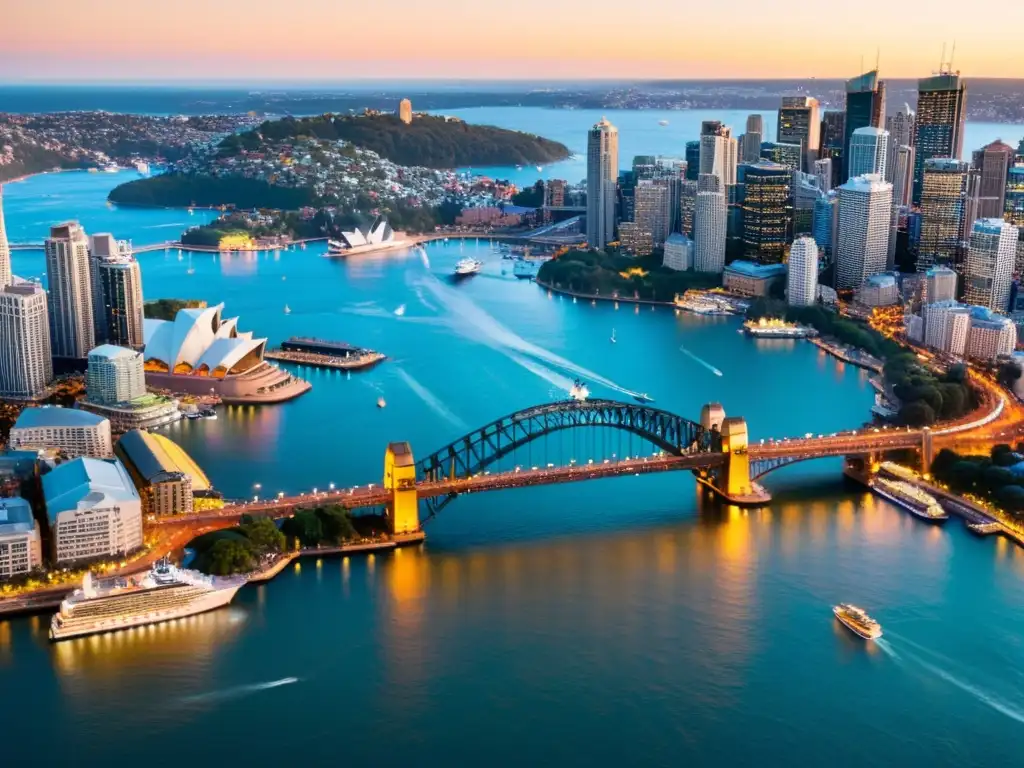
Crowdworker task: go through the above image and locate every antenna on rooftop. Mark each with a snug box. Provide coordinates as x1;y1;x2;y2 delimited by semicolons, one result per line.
875;48;880;73
939;43;947;74
949;41;957;73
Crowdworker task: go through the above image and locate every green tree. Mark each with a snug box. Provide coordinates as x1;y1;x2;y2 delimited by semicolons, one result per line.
997;361;1022;389
997;485;1024;512
900;401;936;427
281;509;324;548
241;517;286;554
207;539;256;575
317;506;357;544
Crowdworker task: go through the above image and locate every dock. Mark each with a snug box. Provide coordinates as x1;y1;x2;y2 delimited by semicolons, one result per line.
264;349;385;371
247;533;426;584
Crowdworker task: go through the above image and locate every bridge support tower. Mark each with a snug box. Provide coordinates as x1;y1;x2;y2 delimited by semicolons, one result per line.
384;442;421;535
696;406;772;506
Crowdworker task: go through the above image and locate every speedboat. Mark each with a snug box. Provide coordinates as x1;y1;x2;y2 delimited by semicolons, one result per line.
633;393;653;404
284;305;291;314
454;258;482;277
610;329;617;344
377;397;386;409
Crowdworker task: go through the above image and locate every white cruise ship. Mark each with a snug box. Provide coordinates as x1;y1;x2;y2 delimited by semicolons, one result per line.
49;561;246;641
454;258;483;277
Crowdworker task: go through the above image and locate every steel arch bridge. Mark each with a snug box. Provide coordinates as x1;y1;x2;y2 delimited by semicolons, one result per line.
417;399;720;487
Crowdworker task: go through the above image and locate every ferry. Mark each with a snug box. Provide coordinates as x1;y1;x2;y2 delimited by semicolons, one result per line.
870;477;949;523
742;318;819;339
264;337;386;371
49;561;246;641
454;258;483;277
569;378;589;402
673;292;736;316
832;603;882;640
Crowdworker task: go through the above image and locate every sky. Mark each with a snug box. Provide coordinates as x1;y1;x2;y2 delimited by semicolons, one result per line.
4;0;1024;81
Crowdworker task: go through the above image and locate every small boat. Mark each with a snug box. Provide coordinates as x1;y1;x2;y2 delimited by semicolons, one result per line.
284;305;291;314
377;397;386;409
610;328;617;344
633;393;653;404
535;165;543;172
454;258;483;277
572;297;577;304
833;603;882;640
282;275;287;281
394;304;406;317
200;408;217;420
186;412;201;420
658;119;670;126
568;378;589;402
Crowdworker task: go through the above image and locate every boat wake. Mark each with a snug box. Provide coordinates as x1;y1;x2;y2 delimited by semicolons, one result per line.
679;345;723;376
394;368;467;431
509;354;575;395
179;677;300;705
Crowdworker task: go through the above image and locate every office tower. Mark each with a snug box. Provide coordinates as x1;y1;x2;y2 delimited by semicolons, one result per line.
963;168;983;245
631;179;670;255
777;96;820;171
98;257;145;348
678;180;698;236
700;123;736;188
741;114;764;163
586;118;619;249
813;192;838;259
787;236;819;306
398;98;413;125
739;161;792;263
814;158;833;194
843;70;885;180
1007;164;1024;225
45;222;95;359
917;158;970;272
890;144;915;208
913;71;968;204
836;174;893;289
923;300;971;356
694;189;727;273
847;127;889;179
698;173;721;194
761;142;802;171
792;173;822;236
972;140;1015;220
662;233;693;271
632;155;658;180
0;190;10;289
963;218;1018;311
87;345;147;406
685;141;701;181
746;114;764;136
821;111;846;149
885;103;916;150
924;266;958;303
0;282;53;399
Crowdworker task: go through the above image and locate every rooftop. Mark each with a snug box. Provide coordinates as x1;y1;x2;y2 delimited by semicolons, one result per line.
42;457;139;520
14;406;107;430
725;260;788;278
864;274;897;287
115;430;211;490
88;344;141;362
841;173;891;192
0;497;36;535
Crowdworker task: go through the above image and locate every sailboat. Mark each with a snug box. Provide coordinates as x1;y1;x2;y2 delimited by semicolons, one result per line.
284;304;291;314
610;328;617;344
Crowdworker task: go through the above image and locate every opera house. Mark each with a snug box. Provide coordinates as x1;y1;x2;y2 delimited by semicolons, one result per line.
327;216;408;255
143;304;311;403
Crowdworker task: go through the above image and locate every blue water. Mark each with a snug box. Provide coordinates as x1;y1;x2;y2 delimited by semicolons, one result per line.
3;136;1024;767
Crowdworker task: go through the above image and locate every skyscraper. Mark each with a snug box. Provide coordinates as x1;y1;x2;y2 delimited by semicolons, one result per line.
630;179;670;255
694;189;727;273
890;145;915;209
777;96;820;171
913;71;968;204
813;192;838;259
1006;164;1024;225
792;172;823;236
924;266;958;304
678;180;698;236
0;282;53;399
45;222;95;359
684;141;701;181
86;345;146;406
847;127;889;179
787;236;819;306
700;123;736;188
98;253;145;348
814;158;833;194
885;103;916;150
972;140;1015;220
917;158;970;272
741;114;764;164
963;218;1018;311
843;70;885;180
586;118;619;249
739;161;792;263
0;190;11;290
836;174;893;289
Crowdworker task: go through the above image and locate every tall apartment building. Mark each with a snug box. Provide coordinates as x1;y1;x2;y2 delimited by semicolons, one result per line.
586;118;619;248
699;122;737;188
787;236;819;306
631;179;670;254
86;344;147;406
0;282;52;399
913;71;968;204
98;253;145;348
836;174;893;289
0;189;11;290
924;300;972;356
45;222;95;359
693;189;727;273
917;158;970;272
963;218;1018;311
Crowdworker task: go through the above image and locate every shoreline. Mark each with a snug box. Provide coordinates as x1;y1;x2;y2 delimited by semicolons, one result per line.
535;279;675;307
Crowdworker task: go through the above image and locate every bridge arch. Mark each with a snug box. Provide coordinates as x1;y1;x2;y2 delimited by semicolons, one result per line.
417;399;719;483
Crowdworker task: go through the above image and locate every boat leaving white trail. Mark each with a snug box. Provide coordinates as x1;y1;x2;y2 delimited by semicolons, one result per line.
394;368;467;430
679;345;723;376
179;677;300;705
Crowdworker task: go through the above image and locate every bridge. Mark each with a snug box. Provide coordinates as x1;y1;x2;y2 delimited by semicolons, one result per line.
154;385;1021;543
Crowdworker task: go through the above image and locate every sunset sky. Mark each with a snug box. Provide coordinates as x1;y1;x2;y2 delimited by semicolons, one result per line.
5;0;1024;81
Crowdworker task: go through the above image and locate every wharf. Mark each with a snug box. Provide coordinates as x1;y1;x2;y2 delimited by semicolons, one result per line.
810;338;884;373
246;533;426;584
0;592;64;618
264;349;386;371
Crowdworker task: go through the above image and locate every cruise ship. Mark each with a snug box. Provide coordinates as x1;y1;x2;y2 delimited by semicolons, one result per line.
833;603;883;640
870;477;949;523
49;561;246;641
454;258;483;277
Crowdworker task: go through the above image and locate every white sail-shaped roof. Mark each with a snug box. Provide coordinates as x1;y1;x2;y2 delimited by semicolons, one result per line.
143;303;267;372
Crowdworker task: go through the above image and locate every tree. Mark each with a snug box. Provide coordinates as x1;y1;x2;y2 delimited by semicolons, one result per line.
241;517;285;554
998;485;1024;512
931;448;960;480
997;361;1022;389
948;460;984;493
207;539;256;575
281;509;323;548
983;465;1016;489
900;400;936;427
317;506;357;544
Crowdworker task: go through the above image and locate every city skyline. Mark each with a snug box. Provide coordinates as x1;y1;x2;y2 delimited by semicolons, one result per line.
4;1;1024;81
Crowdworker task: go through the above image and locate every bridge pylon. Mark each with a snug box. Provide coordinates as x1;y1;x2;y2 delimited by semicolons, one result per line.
697;408;772;507
384;442;420;535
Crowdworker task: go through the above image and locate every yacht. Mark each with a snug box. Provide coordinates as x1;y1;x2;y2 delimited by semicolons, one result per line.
284;304;291;314
200;408;217;420
569;379;589;402
49;562;246;641
633;393;654;404
394;304;406;317
658;119;670;126
377;396;386;409
832;603;882;640
454;258;483;277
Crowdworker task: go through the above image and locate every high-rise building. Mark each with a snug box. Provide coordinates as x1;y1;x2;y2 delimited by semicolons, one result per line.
760;142;803;172
628;179;670;255
0;282;52;399
739;161;792;263
544;179;566;208
1007;164;1024;226
965;309;1016;360
814;158;833;194
685;141;701;181
847;127;889;179
86;344;147;406
741;116;764;163
972;140;1015;220
746;114;764;136
398;98;413;125
913;72;968;204
890;144;915;208
0;190;11;290
787;236;819;306
924;266;958;304
885;103;916;151
923;300;972;356
777;96;820;171
963;218;1018;311
792;172;823;236
813;192;838;260
45;222;95;359
700;123;736;188
586;118;619;249
821;111;846;149
917;158;970;272
663;233;693;271
836;174;893;289
693;189;727;273
844;70;885;180
678;180;698;236
98;252;145;348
